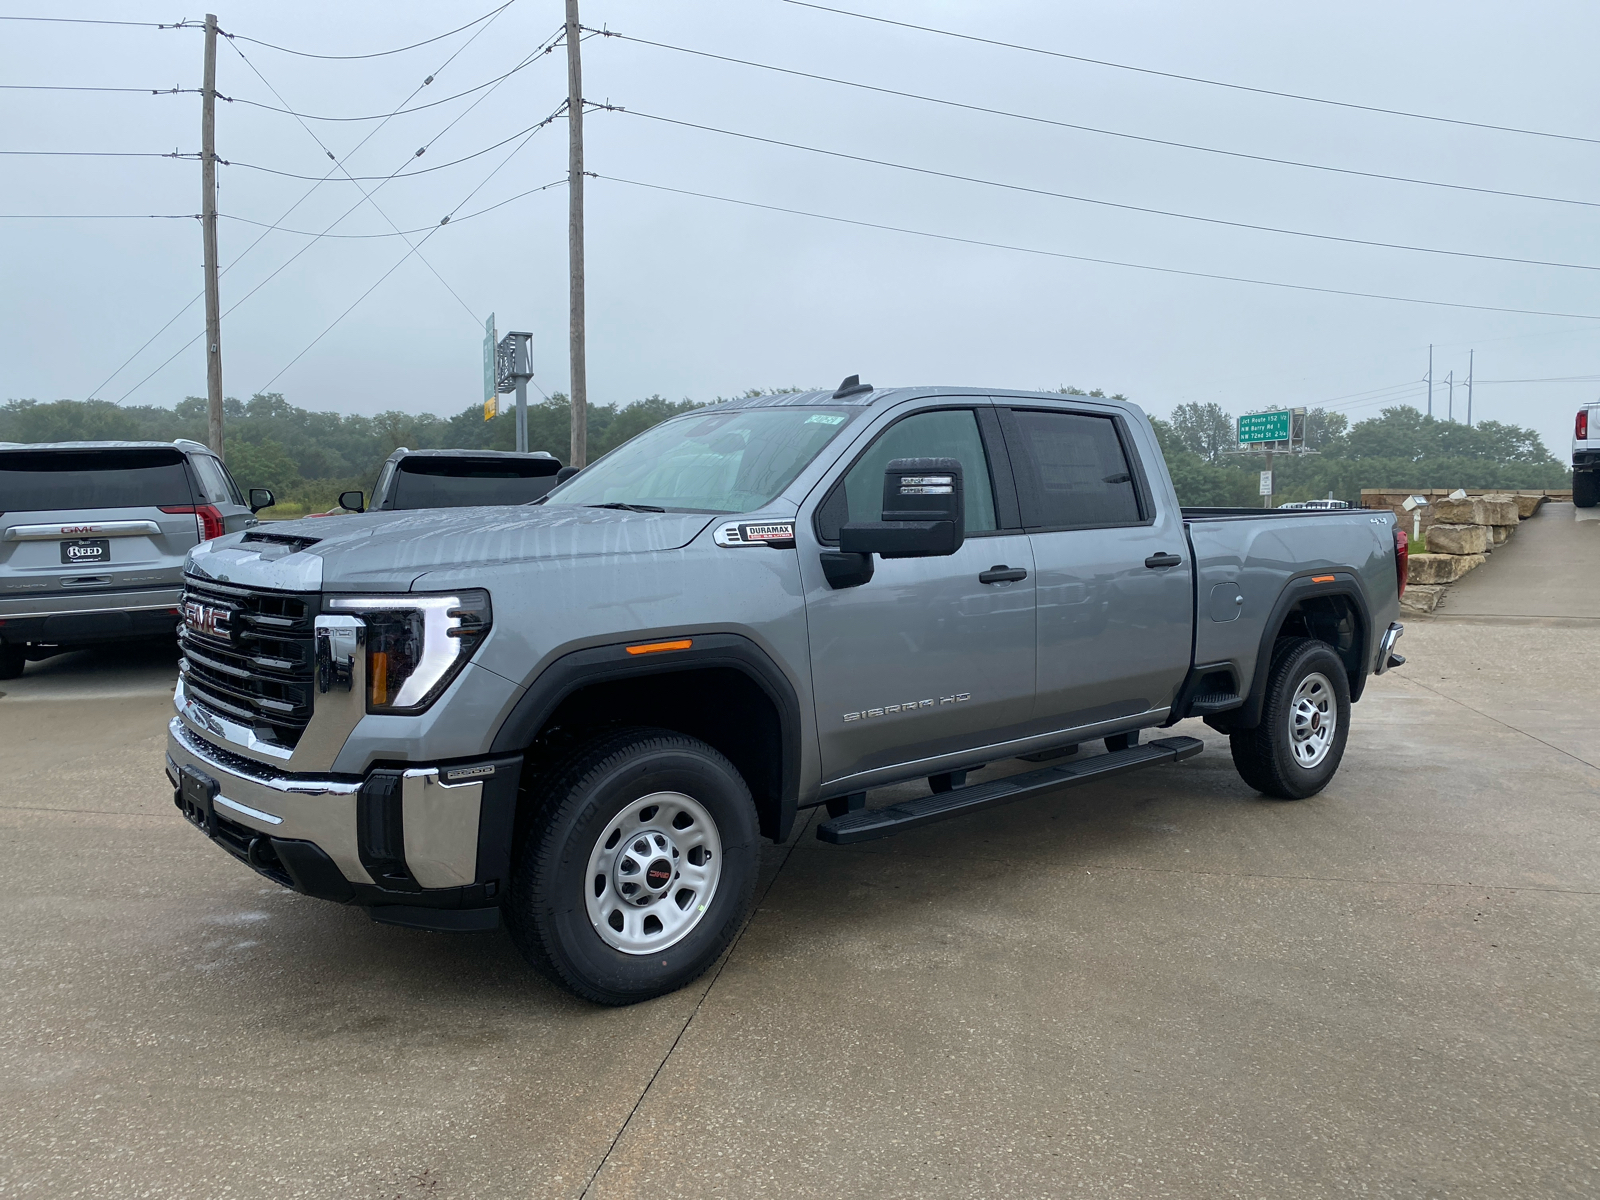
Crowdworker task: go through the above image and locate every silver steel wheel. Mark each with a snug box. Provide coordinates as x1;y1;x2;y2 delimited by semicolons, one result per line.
584;791;723;955
1288;671;1337;769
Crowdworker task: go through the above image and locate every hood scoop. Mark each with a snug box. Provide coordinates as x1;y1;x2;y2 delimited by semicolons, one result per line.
240;530;322;558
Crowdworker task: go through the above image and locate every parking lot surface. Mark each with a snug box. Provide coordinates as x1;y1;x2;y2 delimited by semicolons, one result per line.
1;507;1595;1198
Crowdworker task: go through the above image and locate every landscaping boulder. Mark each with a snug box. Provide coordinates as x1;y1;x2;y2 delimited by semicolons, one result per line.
1400;584;1445;614
1513;494;1546;519
1476;495;1520;526
1492;524;1513;546
1424;523;1488;555
1407;552;1486;585
1429;497;1488;524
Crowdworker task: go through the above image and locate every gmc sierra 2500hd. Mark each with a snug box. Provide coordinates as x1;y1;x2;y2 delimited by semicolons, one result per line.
165;379;1407;1004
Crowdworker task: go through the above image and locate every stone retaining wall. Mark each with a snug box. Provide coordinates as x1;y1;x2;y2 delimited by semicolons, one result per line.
1377;489;1556;613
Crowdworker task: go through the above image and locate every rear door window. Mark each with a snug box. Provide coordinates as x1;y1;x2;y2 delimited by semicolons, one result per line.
1002;409;1145;529
389;456;563;508
0;448;196;512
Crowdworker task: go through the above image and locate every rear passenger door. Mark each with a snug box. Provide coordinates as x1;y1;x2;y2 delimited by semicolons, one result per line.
997;405;1192;729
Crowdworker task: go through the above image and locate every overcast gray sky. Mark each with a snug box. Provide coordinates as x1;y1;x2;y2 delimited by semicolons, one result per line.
4;0;1598;458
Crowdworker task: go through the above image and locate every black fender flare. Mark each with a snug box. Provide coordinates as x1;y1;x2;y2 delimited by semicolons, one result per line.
489;633;804;842
1232;572;1374;730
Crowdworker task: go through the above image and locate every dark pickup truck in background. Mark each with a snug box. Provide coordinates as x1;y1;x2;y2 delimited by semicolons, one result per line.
329;448;565;514
166;381;1407;1004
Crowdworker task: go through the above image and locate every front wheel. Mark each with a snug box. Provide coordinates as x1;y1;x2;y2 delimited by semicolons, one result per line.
0;643;24;680
505;728;760;1006
1229;638;1351;800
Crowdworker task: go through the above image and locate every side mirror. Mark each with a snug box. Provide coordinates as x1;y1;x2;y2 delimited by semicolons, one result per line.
248;488;275;513
838;457;965;559
338;490;366;513
555;465;580;484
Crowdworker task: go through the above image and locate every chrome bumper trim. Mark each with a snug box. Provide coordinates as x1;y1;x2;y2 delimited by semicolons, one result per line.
166;717;372;885
1374;621;1405;675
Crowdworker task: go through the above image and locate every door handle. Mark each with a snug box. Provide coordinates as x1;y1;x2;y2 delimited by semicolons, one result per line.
1144;553;1182;569
979;565;1028;584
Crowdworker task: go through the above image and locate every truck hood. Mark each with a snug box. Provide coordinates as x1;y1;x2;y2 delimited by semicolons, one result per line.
187;505;717;592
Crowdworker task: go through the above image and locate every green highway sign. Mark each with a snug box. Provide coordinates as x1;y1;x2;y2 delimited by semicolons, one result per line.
1238;409;1291;444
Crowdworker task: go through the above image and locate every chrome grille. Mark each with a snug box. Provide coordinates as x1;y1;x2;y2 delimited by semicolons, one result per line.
179;577;316;747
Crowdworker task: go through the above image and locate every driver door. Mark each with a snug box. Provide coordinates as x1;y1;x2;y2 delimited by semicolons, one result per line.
799;404;1036;789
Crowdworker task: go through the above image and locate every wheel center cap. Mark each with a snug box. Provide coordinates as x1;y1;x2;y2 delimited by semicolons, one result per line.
645;858;673;890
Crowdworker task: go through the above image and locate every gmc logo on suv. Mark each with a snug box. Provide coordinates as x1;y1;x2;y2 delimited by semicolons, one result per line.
182;601;230;639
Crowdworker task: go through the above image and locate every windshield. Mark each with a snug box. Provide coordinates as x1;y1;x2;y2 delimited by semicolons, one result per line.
543;407;855;513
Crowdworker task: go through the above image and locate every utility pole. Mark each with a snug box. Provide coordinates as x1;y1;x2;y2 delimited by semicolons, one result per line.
565;0;587;467
201;13;224;456
1445;370;1454;422
1466;349;1474;426
1426;344;1433;418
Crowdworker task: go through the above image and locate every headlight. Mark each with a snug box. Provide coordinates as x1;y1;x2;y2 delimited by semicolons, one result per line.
325;589;492;714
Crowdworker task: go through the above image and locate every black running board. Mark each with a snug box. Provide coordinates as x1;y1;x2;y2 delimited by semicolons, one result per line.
816;736;1204;845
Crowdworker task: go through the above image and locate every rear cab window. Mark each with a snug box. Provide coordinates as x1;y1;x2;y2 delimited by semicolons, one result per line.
0;447;196;512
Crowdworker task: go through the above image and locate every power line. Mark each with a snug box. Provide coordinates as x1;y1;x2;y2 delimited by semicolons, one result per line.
0;84;197;94
780;0;1600;148
594;173;1600;322
92;6;529;402
221;119;553;182
0;149;195;159
223;37;483;326
611;106;1600;275
220;1;515;60
0;212;196;219
593;29;1600;213
1472;375;1600;384
221;174;568;237
219;53;546;122
254;118;566;395
0;15;197;27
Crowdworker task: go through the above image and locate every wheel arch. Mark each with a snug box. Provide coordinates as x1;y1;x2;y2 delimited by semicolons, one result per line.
490;633;803;843
1221;574;1373;732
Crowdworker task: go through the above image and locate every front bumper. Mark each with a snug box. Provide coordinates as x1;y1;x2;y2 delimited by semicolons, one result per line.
166;717;520;927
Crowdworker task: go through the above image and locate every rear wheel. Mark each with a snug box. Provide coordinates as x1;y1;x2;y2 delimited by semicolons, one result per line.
0;643;24;680
1230;638;1351;800
1574;471;1598;509
505;728;760;1006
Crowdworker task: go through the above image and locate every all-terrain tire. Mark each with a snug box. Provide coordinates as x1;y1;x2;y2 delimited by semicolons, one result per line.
0;644;24;680
1229;638;1351;800
505;727;760;1006
1574;471;1598;509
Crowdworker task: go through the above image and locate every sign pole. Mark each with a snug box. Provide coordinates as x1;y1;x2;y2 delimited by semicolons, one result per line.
516;379;528;453
1263;449;1273;509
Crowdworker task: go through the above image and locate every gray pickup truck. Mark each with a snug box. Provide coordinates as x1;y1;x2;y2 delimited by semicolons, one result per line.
165;381;1407;1004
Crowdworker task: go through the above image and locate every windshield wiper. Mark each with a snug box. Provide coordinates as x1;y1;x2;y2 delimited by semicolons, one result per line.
585;502;666;513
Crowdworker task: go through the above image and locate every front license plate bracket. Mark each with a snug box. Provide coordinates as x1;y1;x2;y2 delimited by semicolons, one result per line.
178;765;220;836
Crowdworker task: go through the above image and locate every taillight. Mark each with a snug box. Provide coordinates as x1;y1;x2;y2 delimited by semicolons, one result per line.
1394;528;1408;599
160;504;225;541
1579;409;1590;441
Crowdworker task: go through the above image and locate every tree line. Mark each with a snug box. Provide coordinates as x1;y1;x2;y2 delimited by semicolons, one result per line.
0;388;1568;514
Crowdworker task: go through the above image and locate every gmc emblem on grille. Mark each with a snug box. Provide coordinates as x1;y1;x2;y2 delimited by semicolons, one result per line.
182;600;230;638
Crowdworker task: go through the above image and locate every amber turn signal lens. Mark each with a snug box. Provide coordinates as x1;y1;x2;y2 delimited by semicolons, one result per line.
626;639;693;656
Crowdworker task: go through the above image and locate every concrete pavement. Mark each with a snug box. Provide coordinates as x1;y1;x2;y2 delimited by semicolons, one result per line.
1;518;1595;1198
